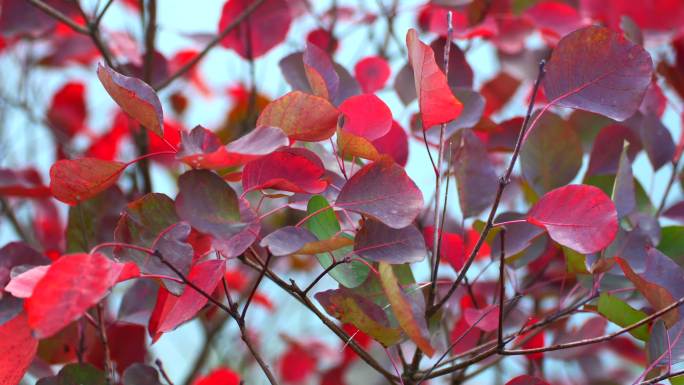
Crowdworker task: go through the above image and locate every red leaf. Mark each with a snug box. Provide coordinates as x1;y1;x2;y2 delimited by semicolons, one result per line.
279;342;318;383
0;313;38;385
49;158;127;205
242;148;328;194
5;265;49;298
218;0;292;59
47;82;87;139
0;168;51;198
423;227;490;271
85;112;132;160
336;157;423;229
527;185;618;254
179;125;287;169
25;253;127;338
191;367;240;385
97;64;164;137
543;26;653;121
257;91;339;141
463;305;500;332
338;94;392;141
354;56;391;94
156;259;226;333
525;2;585;43
307;28;337;53
406;28;462;129
480;72;521;117
581;0;684;32
371;121;409;167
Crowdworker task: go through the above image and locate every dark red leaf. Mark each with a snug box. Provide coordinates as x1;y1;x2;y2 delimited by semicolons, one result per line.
524;1;584;42
586;124;642;176
338;94;392;141
527;185;618;254
354;56;391;94
218;0;292;59
336;157;423;229
581;0;684;32
50;158;127;205
430;37;474;89
453;128;498;218
505;375;550;385
175;170;244;240
543;26;653;121
242;148;328;194
307;28;338;53
354;219;426;264
480;72;520;117
279;343;317;383
0;168;51;198
26;253;127;338
0;242;50;290
303;42;339;100
97;64;164;137
406;28;463;129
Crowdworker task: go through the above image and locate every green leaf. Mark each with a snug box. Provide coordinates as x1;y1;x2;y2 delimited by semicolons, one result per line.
66;187;125;252
597;293;649;341
37;363;107;385
563;246;589;274
658;226;684;262
306;195;369;288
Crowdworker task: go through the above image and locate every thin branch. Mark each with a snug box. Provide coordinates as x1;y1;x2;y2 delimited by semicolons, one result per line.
238;251;400;384
155;359;176;385
96;303;114;385
153;250;280;385
153;0;267;91
94;0;115;28
656;158;680;217
501;294;684;355
303;256;351;295
497;228;506;349
26;0;89;34
0;198;31;243
430;60;546;315
240;252;272;322
639;368;684;385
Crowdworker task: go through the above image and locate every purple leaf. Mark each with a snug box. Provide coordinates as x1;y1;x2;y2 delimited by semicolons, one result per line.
453;128;498;218
354;219;426;264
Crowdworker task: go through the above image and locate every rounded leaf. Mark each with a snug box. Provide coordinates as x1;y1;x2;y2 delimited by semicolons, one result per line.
527;185;618;254
256;91;339;141
50;158;127;205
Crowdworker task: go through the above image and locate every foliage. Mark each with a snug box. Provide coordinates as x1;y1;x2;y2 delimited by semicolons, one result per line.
2;0;684;384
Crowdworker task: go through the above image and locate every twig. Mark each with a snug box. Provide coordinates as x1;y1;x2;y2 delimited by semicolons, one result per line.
497;229;506;350
93;0;115;28
656;158;680;217
153;250;280;385
501;294;684;355
0;198;30;243
155;359;176;385
429;60;546;315
639;368;684;384
240;252;272;322
96;303;114;385
26;0;89;34
303;256;351;295
153;0;267;91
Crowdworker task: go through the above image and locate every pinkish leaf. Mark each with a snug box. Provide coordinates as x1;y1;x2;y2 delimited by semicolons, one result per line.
527;185;618;254
242;148;328;194
338;94;393;141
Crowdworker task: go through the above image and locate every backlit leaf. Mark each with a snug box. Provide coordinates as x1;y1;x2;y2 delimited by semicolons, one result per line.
527;185;618;254
50;158;127;205
256;91;339;141
406;28;462;129
338;94;392;141
0;313;37;385
354;56;391;94
242;148;328;194
97;64;163;137
304;42;339;100
26;253;127;338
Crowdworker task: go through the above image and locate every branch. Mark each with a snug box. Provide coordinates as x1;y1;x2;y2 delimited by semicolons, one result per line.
639;368;684;385
153;250;280;385
0;198;31;243
26;0;89;34
303;256;351;295
238;250;400;384
153;0;267;91
497;229;506;350
155;359;176;385
429;60;546;315
501;294;684;355
240;252;272;322
96;303;114;385
656;158;680;217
